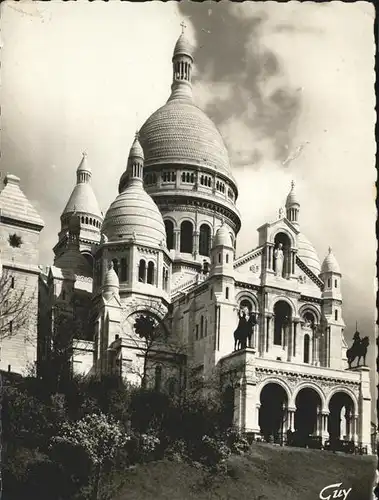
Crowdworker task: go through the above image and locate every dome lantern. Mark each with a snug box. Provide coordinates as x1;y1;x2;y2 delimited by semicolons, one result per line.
321;247;341;275
119;132;144;193
168;23;194;102
285;180;300;226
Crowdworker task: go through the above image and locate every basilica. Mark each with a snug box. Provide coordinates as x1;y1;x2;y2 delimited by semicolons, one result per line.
0;30;371;452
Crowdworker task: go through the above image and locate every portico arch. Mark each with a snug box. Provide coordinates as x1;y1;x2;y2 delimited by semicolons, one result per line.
259;381;289;443
291;383;327;411
328;390;356;443
294;387;322;442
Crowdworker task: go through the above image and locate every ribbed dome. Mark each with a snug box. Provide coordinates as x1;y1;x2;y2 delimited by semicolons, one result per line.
297;233;321;275
213;224;233;248
102;183;166;245
139;99;233;178
321;248;341;274
173;33;193;59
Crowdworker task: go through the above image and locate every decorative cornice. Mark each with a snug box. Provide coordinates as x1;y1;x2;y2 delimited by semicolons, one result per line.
234;246;264;268
296;256;323;289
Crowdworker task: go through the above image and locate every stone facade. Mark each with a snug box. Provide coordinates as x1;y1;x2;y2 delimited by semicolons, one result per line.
0;30;372;454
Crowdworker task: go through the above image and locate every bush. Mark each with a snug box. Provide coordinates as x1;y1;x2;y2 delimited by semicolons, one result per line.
125;430;161;464
226;429;250;455
191;435;231;468
164;439;188;462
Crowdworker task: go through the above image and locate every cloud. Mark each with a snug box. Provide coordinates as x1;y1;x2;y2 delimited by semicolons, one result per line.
178;1;302;166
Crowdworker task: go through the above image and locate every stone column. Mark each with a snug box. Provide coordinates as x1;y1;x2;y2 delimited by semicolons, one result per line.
193;231;199;257
287;407;296;432
293;320;298;358
265;314;273;353
321;411;330;444
174;229;180;255
287;321;293;362
352;413;359;444
316;406;322;436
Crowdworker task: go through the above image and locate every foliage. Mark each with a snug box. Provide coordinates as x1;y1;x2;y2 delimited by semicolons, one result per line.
51;413;129;466
225;429;250;455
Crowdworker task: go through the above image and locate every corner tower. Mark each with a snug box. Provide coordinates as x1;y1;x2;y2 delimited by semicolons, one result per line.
139;26;241;287
54;153;103;266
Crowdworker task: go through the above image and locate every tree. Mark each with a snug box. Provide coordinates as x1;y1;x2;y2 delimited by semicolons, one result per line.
51;413;129;500
125;311;186;392
0;267;36;344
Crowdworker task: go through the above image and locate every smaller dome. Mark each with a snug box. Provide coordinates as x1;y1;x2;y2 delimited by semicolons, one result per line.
286;180;300;208
104;262;119;289
213;224;233;248
173;32;193;59
297;233;321;275
321;247;341;274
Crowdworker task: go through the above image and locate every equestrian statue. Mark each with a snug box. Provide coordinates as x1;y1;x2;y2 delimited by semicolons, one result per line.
346;329;370;369
233;308;257;351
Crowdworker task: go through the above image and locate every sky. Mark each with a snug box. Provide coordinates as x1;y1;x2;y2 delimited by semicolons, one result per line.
0;1;376;395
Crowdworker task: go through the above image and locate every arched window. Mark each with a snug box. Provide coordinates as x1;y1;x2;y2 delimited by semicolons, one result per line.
138;259;146;282
147;261;155;285
226;287;229;299
200;315;204;338
164;220;174;250
112;259;119;276
273;301;292;346
85;216;88;224
180;221;193;253
335;309;338;321
303;334;310;363
334;279;338;288
226;254;229;263
120;257;128;282
89;218;92;225
328;278;331;288
218;253;221;263
199;224;211;257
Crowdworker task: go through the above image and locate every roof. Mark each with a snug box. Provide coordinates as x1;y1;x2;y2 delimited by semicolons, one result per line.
321;247;341;274
286;180;300;208
173;32;193;59
297;233;321;276
139;99;234;180
62;155;102;218
213;223;233;248
0;174;44;228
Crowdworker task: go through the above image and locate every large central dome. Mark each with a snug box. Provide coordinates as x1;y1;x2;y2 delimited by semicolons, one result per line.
139;99;232;177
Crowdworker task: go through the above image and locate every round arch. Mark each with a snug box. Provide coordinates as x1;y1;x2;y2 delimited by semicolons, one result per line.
270;228;296;248
271;295;297;316
290;383;327;410
298;304;321;324
326;387;358;414
258;380;291;443
236;291;259;311
257;377;292;403
177;215;196;227
163;215;177;228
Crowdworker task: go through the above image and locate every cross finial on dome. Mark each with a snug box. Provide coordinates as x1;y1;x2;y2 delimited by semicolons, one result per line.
135;129;140;140
328;246;332;253
180;20;187;34
291;180;295;189
82;151;87;158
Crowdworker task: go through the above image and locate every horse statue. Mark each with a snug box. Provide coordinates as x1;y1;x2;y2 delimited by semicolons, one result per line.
346;332;370;368
233;309;257;351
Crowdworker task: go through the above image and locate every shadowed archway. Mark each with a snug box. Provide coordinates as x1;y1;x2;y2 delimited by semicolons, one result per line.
259;383;288;443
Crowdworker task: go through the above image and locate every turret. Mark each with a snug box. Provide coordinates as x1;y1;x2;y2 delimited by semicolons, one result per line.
320;247;342;302
55;152;103;258
168;23;193;102
285;180;300;227
320;247;345;369
210;223;234;278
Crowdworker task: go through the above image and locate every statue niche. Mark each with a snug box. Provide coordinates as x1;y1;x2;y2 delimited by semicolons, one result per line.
273;233;291;278
233;302;257;351
346;329;369;368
